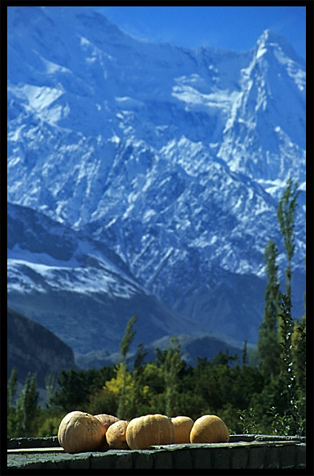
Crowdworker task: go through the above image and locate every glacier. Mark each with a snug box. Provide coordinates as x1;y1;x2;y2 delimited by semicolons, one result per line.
7;6;306;358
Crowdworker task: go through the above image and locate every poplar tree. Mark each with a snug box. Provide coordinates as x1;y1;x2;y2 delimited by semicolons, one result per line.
277;178;300;315
258;239;281;377
163;336;183;416
117;315;137;418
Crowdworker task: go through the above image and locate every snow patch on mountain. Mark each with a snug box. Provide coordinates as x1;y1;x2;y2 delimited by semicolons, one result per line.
8;257;139;299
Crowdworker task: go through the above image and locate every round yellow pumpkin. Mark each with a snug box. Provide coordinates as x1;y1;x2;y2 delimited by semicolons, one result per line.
106;420;130;449
58;411;106;453
171;416;194;443
190;415;229;443
126;414;175;449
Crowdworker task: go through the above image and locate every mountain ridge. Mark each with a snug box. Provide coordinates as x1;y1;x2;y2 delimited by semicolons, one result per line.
7;6;306;359
8;202;226;354
7;307;76;388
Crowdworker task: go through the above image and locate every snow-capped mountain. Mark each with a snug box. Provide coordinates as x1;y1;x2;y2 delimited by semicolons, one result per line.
8;202;217;355
7;6;306;355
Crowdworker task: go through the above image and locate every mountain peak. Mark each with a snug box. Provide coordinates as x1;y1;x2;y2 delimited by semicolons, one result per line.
255;29;302;63
259;29;285;43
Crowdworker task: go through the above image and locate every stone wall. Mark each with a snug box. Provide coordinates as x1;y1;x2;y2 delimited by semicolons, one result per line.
7;435;306;470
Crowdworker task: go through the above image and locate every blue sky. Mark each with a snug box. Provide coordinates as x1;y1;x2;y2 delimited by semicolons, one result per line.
93;6;306;60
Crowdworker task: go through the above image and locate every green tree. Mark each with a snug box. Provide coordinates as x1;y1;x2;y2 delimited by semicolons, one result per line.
36;414;63;437
141;361;165;414
45;372;56;408
153;337;185;416
127;343;149;418
51;367;115;411
277;178;300;316
15;373;39;436
117;315;137;418
120;315;137;360
278;297;294;389
7;367;18;408
242;339;248;367
277;293;305;435
257;239;281;378
51;369;94;411
87;387;118;416
162;337;184;416
291;315;306;391
251;294;305;436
